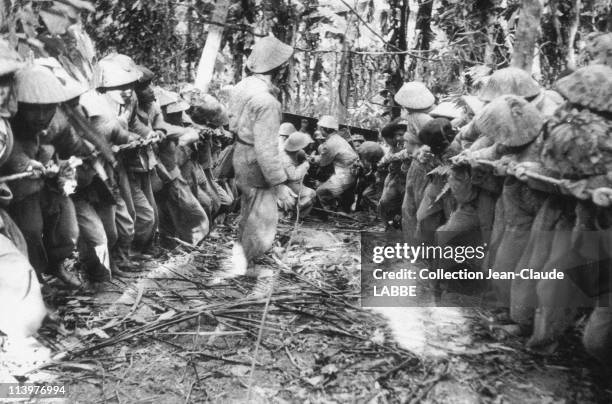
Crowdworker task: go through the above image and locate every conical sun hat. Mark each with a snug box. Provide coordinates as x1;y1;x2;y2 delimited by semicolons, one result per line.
35;58;88;101
284;131;314;152
0;40;24;77
15;64;68;104
96;54;142;89
393;81;435;110
318;115;339;130
430;101;462;119
279;122;297;137
154;87;178;107
474;94;543;147
246;36;293;74
554;64;612;114
478;67;541;102
166;99;191;114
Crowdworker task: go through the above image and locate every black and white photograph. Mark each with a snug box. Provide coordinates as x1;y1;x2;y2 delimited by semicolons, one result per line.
1;0;612;402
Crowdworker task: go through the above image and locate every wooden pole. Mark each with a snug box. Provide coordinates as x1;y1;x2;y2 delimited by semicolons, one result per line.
194;0;230;93
511;0;543;72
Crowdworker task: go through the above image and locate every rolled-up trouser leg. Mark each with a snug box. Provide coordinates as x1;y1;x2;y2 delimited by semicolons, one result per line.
42;190;79;270
113;196;134;260
129;174;156;251
73;198;109;271
237;185;278;264
378;173;404;223
9;193;47;276
583;304;612;363
0;234;46;339
0;208;28;257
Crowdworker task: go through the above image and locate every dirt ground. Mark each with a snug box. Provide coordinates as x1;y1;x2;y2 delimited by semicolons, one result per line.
2;214;612;403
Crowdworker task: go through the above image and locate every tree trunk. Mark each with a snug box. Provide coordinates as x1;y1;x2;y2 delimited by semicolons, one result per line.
511;0;543;72
408;0;433;79
566;0;580;70
194;0;230;92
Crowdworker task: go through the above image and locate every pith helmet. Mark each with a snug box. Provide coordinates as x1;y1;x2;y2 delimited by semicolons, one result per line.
0;39;24;77
246;36;293;74
554;64;612;114
96;54;142;89
474;95;543;147
279;122;297;137
154;87;178;107
478;67;541;102
166;99;190;114
15;64;68;104
430;101;462;119
284;131;314;152
35;58;88;101
137;65;155;84
394;81;435;110
318;115;339;130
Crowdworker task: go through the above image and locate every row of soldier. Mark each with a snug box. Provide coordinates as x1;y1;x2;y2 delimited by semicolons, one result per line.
0;42;243;338
350;39;612;365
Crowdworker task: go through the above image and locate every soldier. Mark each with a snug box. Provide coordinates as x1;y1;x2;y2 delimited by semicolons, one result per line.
354;141;385;213
378;120;409;229
97;54;158;255
349;134;365;150
0;40;47;339
278;122;297;151
393;81;434;237
4;64;81;287
229;35;296;275
135;68;209;246
281;131;316;217
311;115;359;212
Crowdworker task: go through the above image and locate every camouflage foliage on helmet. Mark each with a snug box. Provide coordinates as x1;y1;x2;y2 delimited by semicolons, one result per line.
554;64;612;114
540;106;612;179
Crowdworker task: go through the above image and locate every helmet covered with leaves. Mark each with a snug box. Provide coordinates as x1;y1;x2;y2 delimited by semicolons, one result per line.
478;67;541;102
540;107;612;179
585;33;612;66
394;81;435;110
246;35;293;74
15;64;69;104
284;131;314;152
190;94;228;127
96;53;142;89
554;64;612;114
0;39;24;77
474;95;543;147
356;141;384;163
